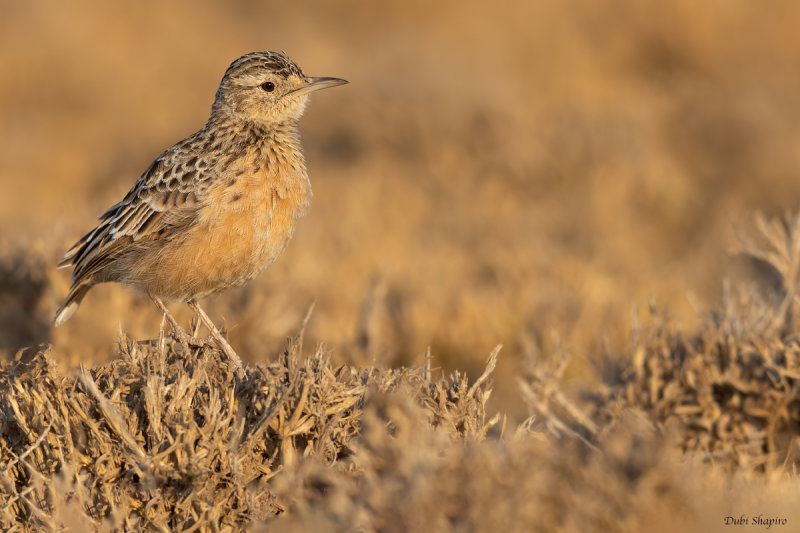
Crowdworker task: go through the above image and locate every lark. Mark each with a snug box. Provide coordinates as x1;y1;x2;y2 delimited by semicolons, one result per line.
55;51;348;365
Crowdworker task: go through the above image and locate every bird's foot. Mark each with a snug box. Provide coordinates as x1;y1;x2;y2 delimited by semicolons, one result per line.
150;293;212;354
188;301;245;376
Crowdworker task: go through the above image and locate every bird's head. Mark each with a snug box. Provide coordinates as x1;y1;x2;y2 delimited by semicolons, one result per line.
212;51;348;127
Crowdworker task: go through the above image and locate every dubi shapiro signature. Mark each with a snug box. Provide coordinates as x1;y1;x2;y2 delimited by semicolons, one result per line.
724;515;787;529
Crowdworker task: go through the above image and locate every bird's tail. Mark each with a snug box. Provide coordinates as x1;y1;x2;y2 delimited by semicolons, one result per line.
54;282;93;327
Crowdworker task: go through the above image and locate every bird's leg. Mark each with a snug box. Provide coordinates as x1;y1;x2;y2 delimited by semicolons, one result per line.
149;293;209;350
187;300;244;371
192;315;202;338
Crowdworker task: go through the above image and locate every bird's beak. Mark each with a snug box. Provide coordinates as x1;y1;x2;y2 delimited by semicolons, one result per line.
289;76;349;96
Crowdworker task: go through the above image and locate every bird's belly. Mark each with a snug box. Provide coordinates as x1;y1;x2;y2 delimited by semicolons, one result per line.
132;181;310;301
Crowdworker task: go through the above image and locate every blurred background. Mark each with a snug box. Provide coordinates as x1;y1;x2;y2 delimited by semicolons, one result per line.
2;0;800;415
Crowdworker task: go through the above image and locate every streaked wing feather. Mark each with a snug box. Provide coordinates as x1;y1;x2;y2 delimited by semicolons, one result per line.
64;142;216;283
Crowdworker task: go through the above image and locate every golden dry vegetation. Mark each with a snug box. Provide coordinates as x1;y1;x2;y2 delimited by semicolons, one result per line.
2;1;800;531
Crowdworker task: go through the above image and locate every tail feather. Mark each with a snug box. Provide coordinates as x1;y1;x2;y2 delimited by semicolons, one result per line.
57;232;94;270
56;250;77;269
54;283;92;327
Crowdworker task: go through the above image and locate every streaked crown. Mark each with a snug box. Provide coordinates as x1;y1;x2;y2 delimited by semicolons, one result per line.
222;51;306;84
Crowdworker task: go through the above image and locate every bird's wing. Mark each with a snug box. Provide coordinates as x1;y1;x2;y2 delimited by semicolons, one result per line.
58;140;219;283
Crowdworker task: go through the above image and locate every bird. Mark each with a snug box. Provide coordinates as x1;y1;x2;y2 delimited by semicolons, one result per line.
54;51;348;366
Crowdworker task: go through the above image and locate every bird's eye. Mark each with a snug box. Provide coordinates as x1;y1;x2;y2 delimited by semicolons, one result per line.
260;81;275;92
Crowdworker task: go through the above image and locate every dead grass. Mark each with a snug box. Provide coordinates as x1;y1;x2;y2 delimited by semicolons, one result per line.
605;213;800;473
0;328;497;531
1;213;800;531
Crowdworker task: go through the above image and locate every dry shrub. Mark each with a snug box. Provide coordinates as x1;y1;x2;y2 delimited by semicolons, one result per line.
0;339;793;533
521;214;800;476
264;401;706;533
0;336;705;533
4;214;800;531
595;213;800;473
0;331;497;531
0;246;52;354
